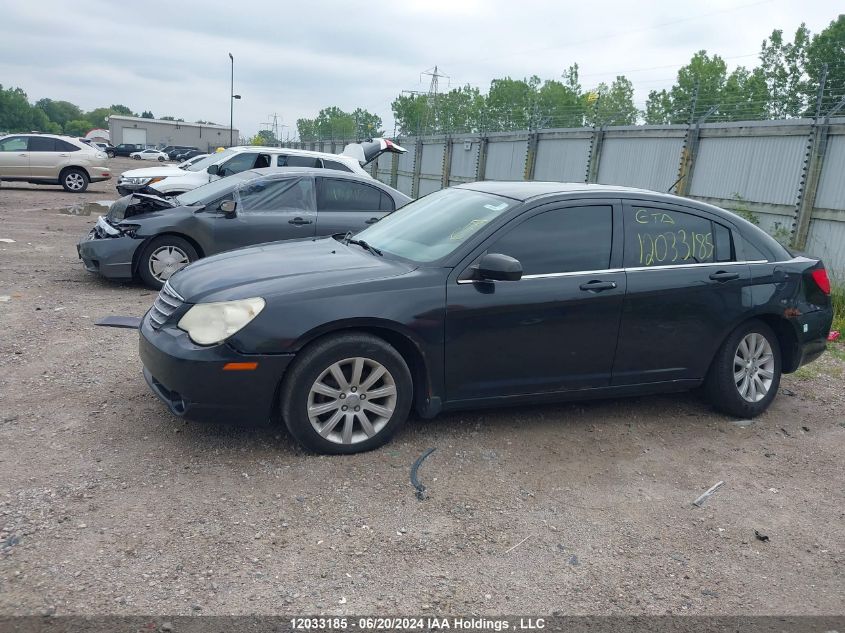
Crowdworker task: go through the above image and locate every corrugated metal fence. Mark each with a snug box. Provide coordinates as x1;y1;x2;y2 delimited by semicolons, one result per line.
289;117;845;274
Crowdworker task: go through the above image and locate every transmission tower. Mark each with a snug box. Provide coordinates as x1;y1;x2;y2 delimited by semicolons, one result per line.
420;66;449;135
261;113;282;145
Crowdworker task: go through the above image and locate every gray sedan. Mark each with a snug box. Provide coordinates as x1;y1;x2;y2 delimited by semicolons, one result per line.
77;168;411;289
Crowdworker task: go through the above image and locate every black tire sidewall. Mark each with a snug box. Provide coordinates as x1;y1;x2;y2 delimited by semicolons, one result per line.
706;320;782;418
62;169;88;193
281;334;413;454
137;235;198;290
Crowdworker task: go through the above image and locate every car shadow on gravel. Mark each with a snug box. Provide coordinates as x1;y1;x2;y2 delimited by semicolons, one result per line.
146;388;725;457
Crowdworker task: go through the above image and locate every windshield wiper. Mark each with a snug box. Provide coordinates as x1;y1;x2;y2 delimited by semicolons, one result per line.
342;232;382;256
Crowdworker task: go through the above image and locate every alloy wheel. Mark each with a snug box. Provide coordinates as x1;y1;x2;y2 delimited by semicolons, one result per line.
307;357;397;445
148;245;190;282
65;173;85;191
734;332;775;403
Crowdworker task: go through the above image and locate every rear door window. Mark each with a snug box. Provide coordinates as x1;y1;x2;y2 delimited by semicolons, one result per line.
282;155;322;168
318;178;384;212
237;178;315;213
623;206;734;267
488;206;613;276
28;137;57;151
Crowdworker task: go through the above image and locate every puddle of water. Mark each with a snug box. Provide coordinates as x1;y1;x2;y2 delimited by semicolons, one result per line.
60;200;114;216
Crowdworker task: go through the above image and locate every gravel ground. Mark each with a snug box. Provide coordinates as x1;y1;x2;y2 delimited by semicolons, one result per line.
0;167;843;617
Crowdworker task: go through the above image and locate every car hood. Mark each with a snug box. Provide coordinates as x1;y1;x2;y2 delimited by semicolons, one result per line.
106;193;177;222
120;166;186;179
168;237;416;303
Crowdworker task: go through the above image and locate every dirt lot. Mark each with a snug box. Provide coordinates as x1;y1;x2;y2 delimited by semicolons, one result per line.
0;166;843;617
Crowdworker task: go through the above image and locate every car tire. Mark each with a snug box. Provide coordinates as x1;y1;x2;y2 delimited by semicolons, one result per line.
158;156;165;162
133;155;140;160
137;235;198;290
107;151;115;158
61;168;89;193
704;319;781;418
281;332;413;454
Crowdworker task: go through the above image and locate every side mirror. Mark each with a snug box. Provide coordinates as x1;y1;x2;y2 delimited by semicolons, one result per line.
475;253;522;282
207;164;220;176
219;200;237;217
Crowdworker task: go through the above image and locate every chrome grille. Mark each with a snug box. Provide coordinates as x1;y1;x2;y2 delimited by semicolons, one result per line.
149;281;184;330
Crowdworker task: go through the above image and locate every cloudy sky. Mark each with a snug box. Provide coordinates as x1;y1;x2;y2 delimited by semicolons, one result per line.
0;0;838;137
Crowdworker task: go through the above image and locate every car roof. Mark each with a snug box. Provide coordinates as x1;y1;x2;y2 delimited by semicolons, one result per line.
230;167;409;199
454;180;660;201
230;145;358;165
1;132;83;142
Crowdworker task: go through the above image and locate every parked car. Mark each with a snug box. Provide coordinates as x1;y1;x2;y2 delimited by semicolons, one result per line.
78;168;410;288
136;182;832;454
0;133;110;192
131;148;169;161
112;143;146;157
174;149;204;161
166;146;199;161
114;139;406;197
96;142;116;157
176;154;210;169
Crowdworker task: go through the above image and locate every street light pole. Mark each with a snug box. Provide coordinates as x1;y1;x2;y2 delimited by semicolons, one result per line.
229;53;234;147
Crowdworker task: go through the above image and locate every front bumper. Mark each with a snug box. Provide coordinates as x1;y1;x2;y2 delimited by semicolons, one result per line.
76;232;140;280
139;312;294;425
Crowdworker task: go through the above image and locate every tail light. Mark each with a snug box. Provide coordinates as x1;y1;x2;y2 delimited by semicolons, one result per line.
810;268;831;295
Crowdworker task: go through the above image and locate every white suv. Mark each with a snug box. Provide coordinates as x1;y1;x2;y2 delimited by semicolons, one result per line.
0;133;111;192
115;140;405;197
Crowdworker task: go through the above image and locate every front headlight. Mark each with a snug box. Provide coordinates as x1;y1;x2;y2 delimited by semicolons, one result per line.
177;298;265;345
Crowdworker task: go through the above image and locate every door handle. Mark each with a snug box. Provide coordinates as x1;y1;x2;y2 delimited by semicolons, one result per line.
709;271;740;282
288;217;313;225
364;217;380;224
58;153;69;157
579;280;617;292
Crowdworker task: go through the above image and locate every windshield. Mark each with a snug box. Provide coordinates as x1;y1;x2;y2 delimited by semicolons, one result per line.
354;188;515;262
174;171;255;206
185;149;236;172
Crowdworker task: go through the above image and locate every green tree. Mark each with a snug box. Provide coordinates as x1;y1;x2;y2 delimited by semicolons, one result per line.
109;104;134;116
141;110;155;119
585;76;638;126
255;129;277;145
64;119;93;136
313;106;356;140
391;92;429;136
643;88;672;124
248;133;266;146
35;98;83;130
296;117;318;142
351;107;383;139
485;76;539;131
804;15;845;116
536;72;584;128
719;66;769;121
759;25;810;117
0;85;54;132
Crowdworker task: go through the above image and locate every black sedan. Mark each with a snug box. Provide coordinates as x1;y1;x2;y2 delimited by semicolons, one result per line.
77;168;411;289
137;182;834;454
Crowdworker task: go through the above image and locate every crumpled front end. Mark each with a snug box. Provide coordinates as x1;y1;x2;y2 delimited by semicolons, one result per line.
77;216;142;280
